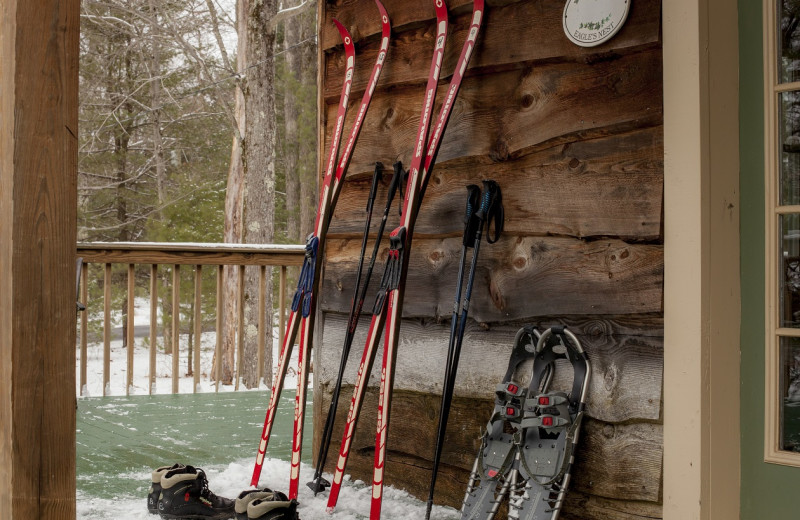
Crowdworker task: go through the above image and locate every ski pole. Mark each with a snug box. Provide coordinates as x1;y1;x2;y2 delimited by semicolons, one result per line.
307;161;403;494
425;180;503;519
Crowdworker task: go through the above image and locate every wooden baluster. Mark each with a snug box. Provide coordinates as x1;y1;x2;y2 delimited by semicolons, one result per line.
215;265;223;392
80;261;88;396
172;265;180;394
258;265;267;387
103;263;111;396
126;264;135;395
149;264;158;395
193;265;202;393
235;264;245;391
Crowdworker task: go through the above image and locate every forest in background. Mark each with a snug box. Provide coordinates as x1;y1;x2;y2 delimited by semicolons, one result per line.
77;0;318;388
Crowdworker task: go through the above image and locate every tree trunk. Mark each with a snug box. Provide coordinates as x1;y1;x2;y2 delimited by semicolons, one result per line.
218;0;248;385
240;0;278;389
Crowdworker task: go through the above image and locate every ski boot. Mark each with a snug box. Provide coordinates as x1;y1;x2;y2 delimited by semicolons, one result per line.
158;465;236;519
235;488;274;520
148;463;185;514
246;491;299;520
460;327;539;520
507;326;590;520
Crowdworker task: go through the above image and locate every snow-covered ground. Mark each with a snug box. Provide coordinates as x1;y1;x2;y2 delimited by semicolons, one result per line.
76;299;460;519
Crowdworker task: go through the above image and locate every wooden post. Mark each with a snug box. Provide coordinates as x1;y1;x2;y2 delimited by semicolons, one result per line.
258;265;267;386
0;0;79;518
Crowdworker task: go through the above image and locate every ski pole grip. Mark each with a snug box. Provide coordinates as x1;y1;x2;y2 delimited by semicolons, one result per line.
387;161;403;206
462;185;481;247
482;179;504;244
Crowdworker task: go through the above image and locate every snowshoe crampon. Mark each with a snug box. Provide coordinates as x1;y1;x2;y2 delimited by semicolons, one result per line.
507;326;590;520
460;327;539;520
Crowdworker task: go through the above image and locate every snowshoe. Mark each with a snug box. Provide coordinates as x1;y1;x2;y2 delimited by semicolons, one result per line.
235;488;274;520
460;327;539;520
507;326;590;520
246;491;299;520
158;465;236;519
148;463;185;514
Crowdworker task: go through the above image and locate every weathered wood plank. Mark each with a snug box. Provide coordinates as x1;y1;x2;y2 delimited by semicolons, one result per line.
327;127;664;240
321;47;663;182
320;236;663;320
561;492;662;520
316;314;663;423
77;242;306;267
1;1;79;518
321;0;661;94
312;387;662;508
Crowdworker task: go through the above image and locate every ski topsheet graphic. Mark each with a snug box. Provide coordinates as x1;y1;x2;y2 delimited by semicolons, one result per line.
324;1;486;518
250;1;392;499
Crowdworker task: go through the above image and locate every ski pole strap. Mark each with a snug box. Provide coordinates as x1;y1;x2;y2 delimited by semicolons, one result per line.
298;234;319;317
481;180;504;244
463;185;482;247
386;226;406;290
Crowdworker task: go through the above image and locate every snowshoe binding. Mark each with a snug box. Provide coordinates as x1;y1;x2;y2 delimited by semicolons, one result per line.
507;326;590;520
158;465;236;519
460;327;539;520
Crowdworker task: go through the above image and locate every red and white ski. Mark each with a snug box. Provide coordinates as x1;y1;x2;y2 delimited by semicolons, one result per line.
250;1;392;498
326;0;485;515
370;3;483;517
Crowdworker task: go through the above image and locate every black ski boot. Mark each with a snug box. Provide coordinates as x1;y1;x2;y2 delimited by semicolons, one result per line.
149;463;185;514
246;491;299;520
158;465;235;519
234;488;274;520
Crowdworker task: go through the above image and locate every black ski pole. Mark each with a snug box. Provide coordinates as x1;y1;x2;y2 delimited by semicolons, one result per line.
307;162;404;494
425;180;503;519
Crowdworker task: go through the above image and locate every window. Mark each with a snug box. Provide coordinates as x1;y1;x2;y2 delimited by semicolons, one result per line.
766;0;800;465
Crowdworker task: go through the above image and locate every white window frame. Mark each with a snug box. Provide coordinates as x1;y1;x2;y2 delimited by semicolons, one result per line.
764;0;800;466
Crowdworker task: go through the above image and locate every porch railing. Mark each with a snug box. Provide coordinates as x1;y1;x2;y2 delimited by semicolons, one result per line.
76;242;305;396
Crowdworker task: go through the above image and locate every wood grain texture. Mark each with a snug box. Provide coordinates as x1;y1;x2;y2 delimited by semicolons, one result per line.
320;236;663;321
315;0;665;517
322;47;663;180
312;387;662;509
2;1;79;518
316;314;662;424
321;0;661;93
327;126;664;240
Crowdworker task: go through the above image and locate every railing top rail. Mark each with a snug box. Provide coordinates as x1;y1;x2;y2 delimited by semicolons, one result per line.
77;241;306;266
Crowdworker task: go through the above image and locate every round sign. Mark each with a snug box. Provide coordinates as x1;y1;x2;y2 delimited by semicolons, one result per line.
563;0;631;48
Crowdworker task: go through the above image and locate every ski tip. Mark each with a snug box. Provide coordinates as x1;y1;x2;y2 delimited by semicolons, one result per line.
331;19;354;55
374;0;391;30
434;0;448;22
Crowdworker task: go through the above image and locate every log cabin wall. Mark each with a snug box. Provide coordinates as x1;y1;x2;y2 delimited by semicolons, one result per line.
313;1;663;519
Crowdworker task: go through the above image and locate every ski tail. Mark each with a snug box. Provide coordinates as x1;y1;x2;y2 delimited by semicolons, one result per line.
250;306;302;487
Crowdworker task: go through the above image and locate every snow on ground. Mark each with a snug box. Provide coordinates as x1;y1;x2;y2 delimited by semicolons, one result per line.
76;298;461;519
77;459;460;520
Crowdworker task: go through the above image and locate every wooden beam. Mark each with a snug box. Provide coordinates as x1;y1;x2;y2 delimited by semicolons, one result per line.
0;0;79;518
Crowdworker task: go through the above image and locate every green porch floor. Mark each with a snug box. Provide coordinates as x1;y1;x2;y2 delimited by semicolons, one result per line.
76;390;311;501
